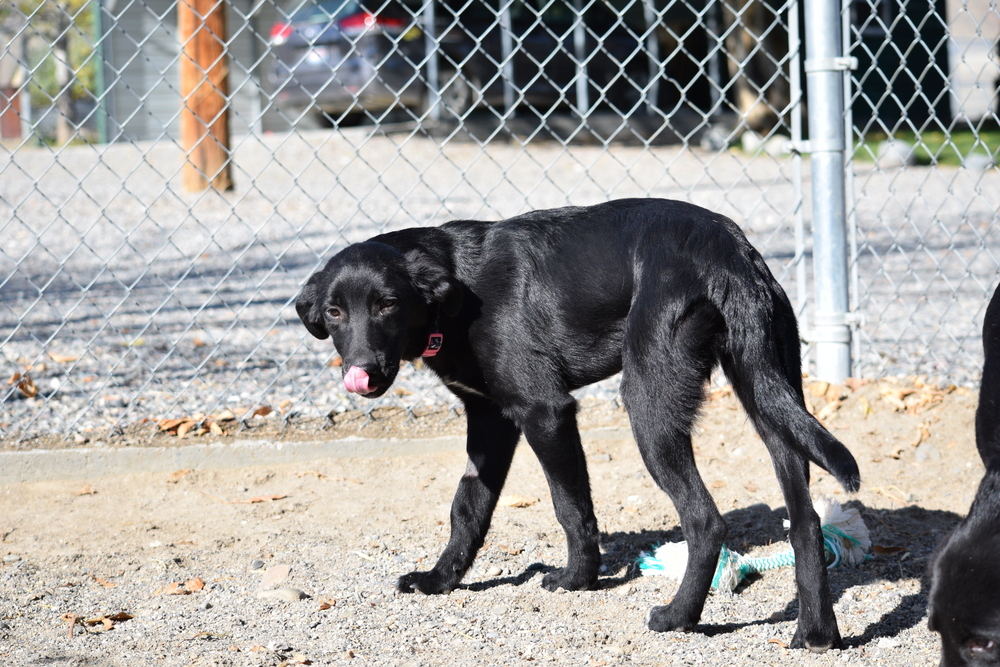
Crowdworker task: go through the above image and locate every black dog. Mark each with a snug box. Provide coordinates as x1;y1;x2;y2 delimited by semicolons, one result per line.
296;198;860;651
928;283;1000;666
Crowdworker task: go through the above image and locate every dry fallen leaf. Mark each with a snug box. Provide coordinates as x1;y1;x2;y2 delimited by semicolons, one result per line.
880;386;915;411
296;470;328;480
76;485;97;496
12;373;38;398
84;616;115;631
708;385;733;401
808;381;830;398
48;352;80;364
498;494;538;508
253;405;274;418
319;598;336;610
158;578;204;596
157;418;186;432
167;469;193;484
176;420;195;439
872;545;907;555
329;356;343;367
240;494;288;504
817;399;843;421
495;544;524;555
768;638;788;648
61;613;82;638
91;575;118;589
843;377;866;392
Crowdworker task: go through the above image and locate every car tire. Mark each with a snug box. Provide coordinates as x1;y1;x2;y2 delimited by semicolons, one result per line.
426;70;477;119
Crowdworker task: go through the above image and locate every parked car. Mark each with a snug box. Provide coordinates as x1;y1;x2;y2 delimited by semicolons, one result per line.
268;0;656;123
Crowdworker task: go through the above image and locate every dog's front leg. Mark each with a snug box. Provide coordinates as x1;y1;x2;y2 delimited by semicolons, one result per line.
398;398;521;594
520;398;601;592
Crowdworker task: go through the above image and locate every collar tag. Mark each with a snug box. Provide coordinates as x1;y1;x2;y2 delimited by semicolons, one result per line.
421;332;444;357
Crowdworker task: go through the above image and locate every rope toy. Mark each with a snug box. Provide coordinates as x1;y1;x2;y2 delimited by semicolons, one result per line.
637;497;871;593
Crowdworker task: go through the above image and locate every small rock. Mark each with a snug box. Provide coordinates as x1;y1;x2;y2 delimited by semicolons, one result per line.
963;152;995;171
700;126;730;151
486;565;503;577
3;554;21;563
764;134;792;156
260;563;291;588
256;587;309;602
915;442;941;462
742;131;764;154
250;559;265;570
876;139;916;168
607;644;626;656
199;600;213;610
877;637;901;649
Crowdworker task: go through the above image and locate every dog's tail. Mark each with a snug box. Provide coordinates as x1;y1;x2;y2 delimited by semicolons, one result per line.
715;244;861;493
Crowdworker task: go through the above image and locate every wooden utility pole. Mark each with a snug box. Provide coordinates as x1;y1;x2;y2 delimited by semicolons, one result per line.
179;0;233;191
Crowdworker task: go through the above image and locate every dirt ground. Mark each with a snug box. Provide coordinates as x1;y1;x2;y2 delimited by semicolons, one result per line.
0;377;985;666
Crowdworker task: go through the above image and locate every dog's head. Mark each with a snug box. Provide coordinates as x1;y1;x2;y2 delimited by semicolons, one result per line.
295;240;462;398
928;489;1000;667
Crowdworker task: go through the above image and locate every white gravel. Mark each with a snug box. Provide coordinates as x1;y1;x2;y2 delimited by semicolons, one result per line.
2;127;999;444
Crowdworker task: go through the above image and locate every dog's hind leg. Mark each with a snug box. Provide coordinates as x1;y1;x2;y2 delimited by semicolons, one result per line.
517;394;602;592
621;295;726;632
765;442;842;651
720;296;846;650
398;396;521;594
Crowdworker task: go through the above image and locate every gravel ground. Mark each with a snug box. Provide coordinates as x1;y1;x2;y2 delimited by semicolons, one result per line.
2;128;999;445
0;377;984;666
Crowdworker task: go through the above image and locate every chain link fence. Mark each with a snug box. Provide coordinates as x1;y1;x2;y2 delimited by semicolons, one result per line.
0;0;997;445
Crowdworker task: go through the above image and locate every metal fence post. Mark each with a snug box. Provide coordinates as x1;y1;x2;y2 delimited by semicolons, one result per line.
804;0;854;382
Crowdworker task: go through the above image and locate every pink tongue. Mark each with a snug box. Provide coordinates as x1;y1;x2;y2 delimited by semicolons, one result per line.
344;366;373;394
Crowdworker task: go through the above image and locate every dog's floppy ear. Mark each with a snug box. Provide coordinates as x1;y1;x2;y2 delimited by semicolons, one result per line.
295;272;330;340
405;248;463;317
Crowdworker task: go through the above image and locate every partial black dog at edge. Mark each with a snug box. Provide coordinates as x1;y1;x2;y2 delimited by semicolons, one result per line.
296;198;861;651
928;283;1000;667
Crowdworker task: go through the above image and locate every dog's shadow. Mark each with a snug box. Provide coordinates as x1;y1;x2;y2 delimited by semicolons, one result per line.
466;501;962;647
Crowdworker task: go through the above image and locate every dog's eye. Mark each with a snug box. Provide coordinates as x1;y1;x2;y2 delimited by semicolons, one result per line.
327;307;342;319
380;298;397;312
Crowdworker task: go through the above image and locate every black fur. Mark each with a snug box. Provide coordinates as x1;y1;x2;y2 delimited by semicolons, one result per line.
928;283;1000;667
297;198;860;650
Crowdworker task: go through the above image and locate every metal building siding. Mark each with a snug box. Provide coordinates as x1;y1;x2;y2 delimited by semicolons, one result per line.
105;0;279;142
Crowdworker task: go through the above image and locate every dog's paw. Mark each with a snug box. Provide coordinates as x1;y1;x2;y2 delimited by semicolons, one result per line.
645;604;698;633
396;570;455;595
540;567;597;592
789;627;844;653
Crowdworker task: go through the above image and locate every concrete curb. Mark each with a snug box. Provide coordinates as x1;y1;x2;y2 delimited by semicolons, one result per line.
0;427;632;484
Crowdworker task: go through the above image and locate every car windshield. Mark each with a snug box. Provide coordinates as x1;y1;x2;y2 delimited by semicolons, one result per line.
289;0;364;24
